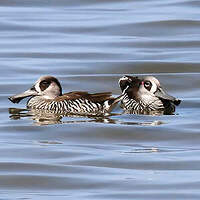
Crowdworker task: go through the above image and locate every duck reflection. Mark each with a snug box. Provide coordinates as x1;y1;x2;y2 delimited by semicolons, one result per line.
9;107;164;126
8;107;117;126
123;109;166;116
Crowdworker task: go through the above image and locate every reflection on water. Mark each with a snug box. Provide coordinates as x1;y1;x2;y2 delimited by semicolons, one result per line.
9;107;165;126
123;109;167;116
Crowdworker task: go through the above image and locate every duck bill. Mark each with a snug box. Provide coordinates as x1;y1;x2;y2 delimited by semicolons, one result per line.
8;88;38;104
155;87;181;105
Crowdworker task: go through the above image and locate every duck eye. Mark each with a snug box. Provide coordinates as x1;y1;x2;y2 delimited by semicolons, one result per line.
144;81;152;91
144;81;150;87
41;81;49;85
40;80;50;91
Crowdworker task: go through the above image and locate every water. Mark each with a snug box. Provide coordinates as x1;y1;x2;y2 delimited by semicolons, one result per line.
1;0;200;199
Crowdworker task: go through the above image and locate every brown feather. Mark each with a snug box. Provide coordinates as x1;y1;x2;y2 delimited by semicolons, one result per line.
55;91;114;103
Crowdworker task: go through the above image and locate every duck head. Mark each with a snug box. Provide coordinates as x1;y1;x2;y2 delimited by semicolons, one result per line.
8;76;62;103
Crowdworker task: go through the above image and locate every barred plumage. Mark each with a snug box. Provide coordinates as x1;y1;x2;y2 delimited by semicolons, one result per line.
9;75;123;116
119;75;181;114
121;93;160;112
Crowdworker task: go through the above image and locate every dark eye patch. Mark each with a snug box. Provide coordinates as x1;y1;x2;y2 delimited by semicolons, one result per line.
39;80;51;91
144;81;152;91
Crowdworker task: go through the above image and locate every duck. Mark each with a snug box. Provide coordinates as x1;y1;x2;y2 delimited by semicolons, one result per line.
8;75;122;116
118;75;181;114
